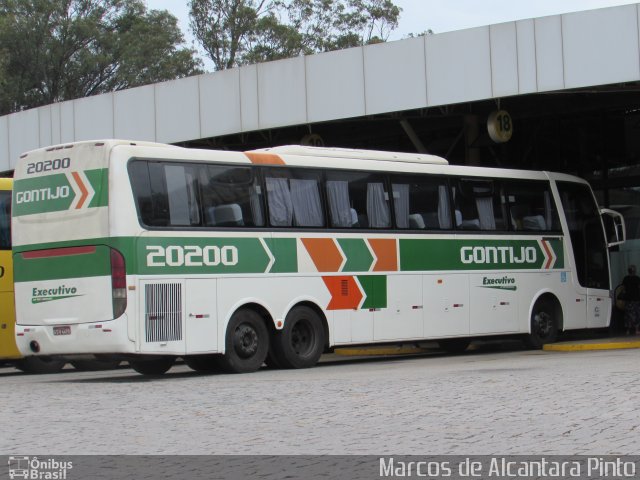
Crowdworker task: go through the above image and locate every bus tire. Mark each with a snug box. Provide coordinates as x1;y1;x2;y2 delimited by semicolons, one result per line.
264;349;283;369
271;306;325;369
15;357;66;374
218;309;268;374
185;354;220;372
526;297;559;349
130;357;174;375
438;338;471;354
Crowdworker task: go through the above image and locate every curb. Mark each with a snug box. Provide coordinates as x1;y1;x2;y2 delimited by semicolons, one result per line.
334;346;429;356
543;340;640;351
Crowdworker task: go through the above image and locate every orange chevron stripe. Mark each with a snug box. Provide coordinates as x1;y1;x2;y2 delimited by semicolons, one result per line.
302;238;343;272
541;240;554;269
322;276;363;310
71;171;89;209
244;152;285;165
369;238;397;271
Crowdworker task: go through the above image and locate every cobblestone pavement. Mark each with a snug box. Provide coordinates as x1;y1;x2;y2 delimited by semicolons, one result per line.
1;345;639;455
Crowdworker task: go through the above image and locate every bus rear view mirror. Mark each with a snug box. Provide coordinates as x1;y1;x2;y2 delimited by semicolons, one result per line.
600;208;626;247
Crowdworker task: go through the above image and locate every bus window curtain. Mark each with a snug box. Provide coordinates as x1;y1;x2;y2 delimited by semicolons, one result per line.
544;191;553;230
326;181;352;227
291;179;323;227
438;185;452;229
476;197;496;230
265;177;293;226
250;186;265;226
367;182;390;228
392;184;410;228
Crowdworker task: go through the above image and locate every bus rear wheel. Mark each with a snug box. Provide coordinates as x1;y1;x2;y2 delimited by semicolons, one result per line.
218;309;268;374
129;357;175;375
526;297;559;349
271;306;325;369
15;356;66;374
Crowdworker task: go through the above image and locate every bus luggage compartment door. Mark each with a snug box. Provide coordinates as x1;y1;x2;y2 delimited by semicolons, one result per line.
185;279;218;353
423;274;469;337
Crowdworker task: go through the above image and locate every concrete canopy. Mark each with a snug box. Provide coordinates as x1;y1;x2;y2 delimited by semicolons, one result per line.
1;3;639;174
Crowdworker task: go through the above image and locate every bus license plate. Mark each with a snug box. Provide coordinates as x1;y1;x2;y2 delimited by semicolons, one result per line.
53;326;71;336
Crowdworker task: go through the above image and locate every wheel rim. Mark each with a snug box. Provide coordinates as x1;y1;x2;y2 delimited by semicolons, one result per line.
291;319;314;357
234;324;259;358
534;310;553;339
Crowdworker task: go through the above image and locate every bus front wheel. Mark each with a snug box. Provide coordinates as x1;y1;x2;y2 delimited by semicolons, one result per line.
271;306;325;369
218;309;268;373
130;357;175;375
526;297;559;349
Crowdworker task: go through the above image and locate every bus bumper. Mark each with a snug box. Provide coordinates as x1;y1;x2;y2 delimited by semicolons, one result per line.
15;316;134;356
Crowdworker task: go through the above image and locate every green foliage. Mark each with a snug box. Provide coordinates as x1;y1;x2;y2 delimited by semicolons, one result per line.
189;0;401;70
0;0;203;115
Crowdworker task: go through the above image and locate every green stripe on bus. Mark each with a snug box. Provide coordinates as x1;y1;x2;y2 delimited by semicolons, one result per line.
339;239;374;272
12;168;108;217
264;238;297;273
86;169;109;209
12;235;565;283
358;275;387;309
13;245;112;282
399;238;564;271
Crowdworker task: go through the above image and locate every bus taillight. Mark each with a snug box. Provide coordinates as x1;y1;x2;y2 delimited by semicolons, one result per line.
110;248;127;318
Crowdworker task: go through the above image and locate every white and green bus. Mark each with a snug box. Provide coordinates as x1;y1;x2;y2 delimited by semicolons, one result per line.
11;140;625;375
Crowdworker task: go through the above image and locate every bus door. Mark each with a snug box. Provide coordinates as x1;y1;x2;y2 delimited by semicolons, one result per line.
556;182;611;329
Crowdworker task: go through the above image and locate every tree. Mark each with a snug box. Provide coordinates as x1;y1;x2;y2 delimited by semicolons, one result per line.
189;0;401;70
0;0;203;115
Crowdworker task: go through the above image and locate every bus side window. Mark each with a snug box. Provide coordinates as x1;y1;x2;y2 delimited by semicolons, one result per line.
264;168;324;228
390;175;451;230
326;171;389;229
504;180;560;232
163;165;201;226
454;179;504;231
201;165;264;227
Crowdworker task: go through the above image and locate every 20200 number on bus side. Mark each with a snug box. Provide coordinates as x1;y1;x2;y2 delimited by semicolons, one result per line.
11;141;625;375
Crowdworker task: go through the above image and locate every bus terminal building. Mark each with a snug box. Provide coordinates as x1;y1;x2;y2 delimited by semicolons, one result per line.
2;3;640;284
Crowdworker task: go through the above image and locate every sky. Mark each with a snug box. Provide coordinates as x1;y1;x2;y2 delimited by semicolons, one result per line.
146;0;639;69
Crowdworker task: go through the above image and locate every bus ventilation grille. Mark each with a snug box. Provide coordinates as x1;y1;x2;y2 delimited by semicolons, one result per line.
144;283;183;343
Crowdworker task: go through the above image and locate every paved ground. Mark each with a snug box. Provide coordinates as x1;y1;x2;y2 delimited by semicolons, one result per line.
1;341;639;456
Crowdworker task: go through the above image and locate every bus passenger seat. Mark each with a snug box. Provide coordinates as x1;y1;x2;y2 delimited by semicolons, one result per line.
350;208;359;227
210;204;244;226
523;215;546;230
409;214;425;229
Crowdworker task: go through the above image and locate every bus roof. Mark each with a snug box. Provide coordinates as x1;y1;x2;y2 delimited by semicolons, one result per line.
249;145;449;165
